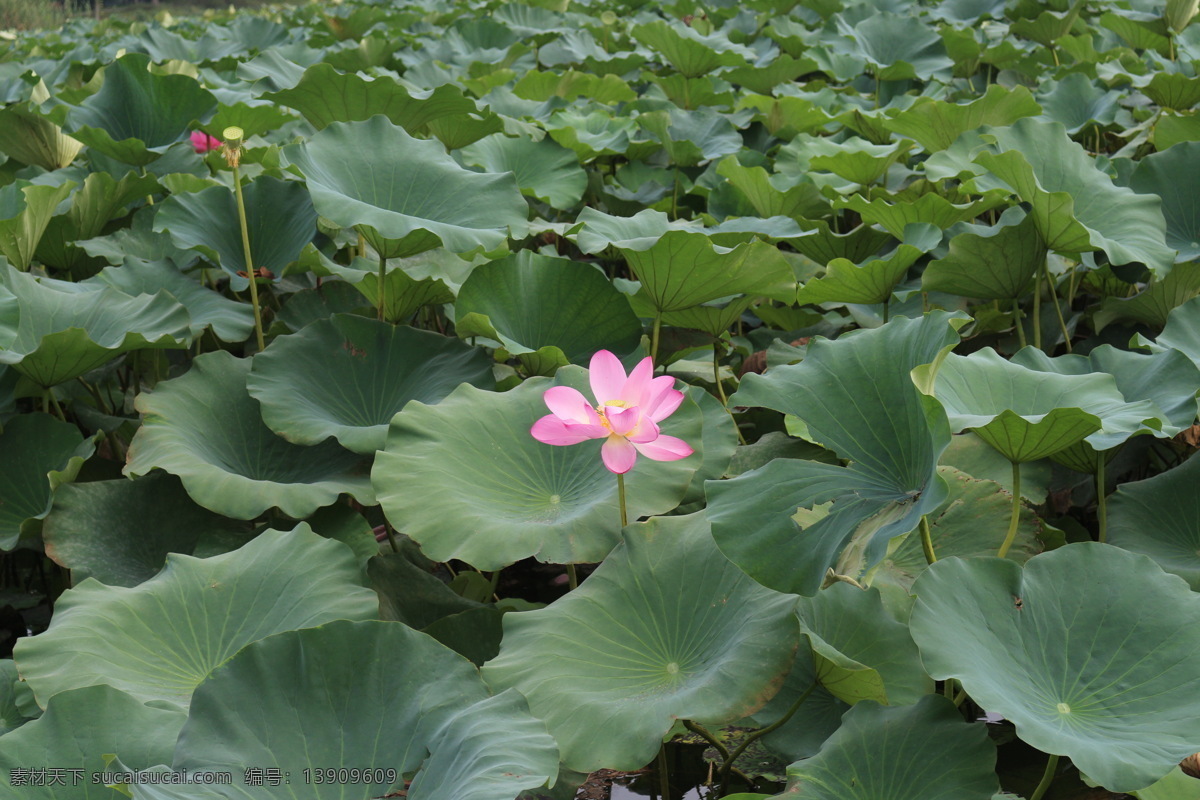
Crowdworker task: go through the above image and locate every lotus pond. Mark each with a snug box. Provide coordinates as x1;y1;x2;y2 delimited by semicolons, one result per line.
2;0;1200;797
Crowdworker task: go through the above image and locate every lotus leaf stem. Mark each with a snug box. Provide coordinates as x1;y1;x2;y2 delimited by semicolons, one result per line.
1032;264;1042;350
997;460;1022;559
718;681;817;794
567;564;578;591
657;744;671;800
1045;260;1072;353
1029;753;1060;800
682;720;730;761
1011;298;1027;349
1096;456;1108;544
230;160;265;352
882;296;890;324
919;514;937;565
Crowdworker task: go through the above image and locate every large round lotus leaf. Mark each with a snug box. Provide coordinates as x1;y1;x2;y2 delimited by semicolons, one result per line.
0;264;191;391
1107;455;1200;589
459;132;587;210
970;119;1175;274
0;414;93;551
153;176;317;289
149;620;557;800
13;526;378;711
0;685;186;800
777;695;999;799
42;472;251;588
1129;141;1200;263
454;252;642;369
796;582;932;707
481;513;800;772
1151;294;1200;369
921;209;1044;300
90;257;255;343
372;367;703;570
125;351;373;519
281;115;527;258
631;20;752;78
927;348;1163;462
620;231;795;313
63;53;216;166
248;315;493;454
910;544;1200;792
708;313;962;596
0;181;74;271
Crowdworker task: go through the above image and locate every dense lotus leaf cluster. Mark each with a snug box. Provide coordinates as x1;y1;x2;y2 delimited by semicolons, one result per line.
1;0;1200;798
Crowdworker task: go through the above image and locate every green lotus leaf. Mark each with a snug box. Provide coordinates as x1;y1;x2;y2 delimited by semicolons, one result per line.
0;264;191;392
797;582;932;706
1152;295;1200;368
1107;454;1200;589
42;472;251;588
940;434;1052;503
628;293;754;338
0;660;25;735
1129;141;1200;263
248;314;493;454
459;132;586;210
776;695;999;799
835;12;955;80
795;135;913;186
140;620;557;800
631;20;753;78
1037;72;1122;134
882;84;1041;152
872;466;1043;593
35;170;162;272
0;181;74;270
1012;344;1199;435
454;251;642;372
972;119;1175;274
789;221;895;265
369;550;481;629
707;313;962;596
124;351;373;519
1093;263;1200;331
1127;768;1200;800
154;176;316;288
0;101;83;171
909;544;1200;792
293;250;457;325
639;106;742;167
0;685;186;800
263;62;478;131
276;280;369;332
545;108;641;161
372;368;703;570
482;512;800;772
203;100;296;141
795;238;929;307
513;69;635;105
736;94;835;139
621;231;796;314
927;348;1166;461
720;55;822;96
568;206;704;254
78;207;201;269
716;159;830;222
89;257;254;343
921;208;1043;300
833;193;1006;240
1011;1;1089;47
282;116;527;258
1101;10;1171;53
63;53;217;166
1140;72;1200;112
0;414;93;551
13;526;377;711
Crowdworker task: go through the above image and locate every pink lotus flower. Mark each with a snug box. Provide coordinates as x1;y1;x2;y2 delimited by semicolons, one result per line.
531;350;694;474
190;131;221;153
